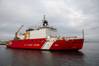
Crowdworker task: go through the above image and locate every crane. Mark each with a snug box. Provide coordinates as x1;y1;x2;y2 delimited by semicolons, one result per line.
14;25;24;40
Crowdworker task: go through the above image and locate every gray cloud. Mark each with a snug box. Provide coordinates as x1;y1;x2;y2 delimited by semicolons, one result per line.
0;0;99;41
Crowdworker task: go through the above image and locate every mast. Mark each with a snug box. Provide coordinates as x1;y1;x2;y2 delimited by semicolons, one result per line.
82;29;84;39
42;15;48;27
43;15;45;21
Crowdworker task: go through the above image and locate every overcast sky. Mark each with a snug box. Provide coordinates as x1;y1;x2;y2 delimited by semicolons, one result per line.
0;0;99;41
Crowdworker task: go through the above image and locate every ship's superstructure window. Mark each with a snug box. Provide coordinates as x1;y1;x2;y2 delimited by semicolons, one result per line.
26;28;34;31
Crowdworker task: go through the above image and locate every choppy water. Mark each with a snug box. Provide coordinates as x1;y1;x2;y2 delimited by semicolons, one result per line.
0;42;99;66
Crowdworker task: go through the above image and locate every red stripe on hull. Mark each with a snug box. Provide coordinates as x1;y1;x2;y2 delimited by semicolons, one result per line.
7;38;84;50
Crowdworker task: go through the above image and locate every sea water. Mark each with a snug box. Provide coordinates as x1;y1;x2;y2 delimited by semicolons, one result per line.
0;42;99;66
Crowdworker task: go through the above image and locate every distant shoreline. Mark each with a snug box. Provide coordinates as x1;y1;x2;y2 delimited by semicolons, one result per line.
0;44;6;45
84;41;99;43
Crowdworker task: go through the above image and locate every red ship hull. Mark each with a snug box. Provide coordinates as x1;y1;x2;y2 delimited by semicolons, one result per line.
7;38;84;50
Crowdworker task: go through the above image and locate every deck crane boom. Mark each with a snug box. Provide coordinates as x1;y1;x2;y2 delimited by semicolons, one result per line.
14;25;24;40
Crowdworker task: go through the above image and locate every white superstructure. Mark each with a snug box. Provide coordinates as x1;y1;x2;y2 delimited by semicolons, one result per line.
18;17;57;39
29;27;57;39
